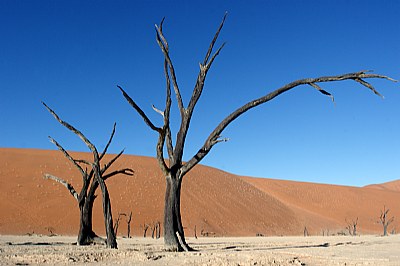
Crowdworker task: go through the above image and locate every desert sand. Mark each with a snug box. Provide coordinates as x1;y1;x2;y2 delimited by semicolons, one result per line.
1;235;400;265
1;148;400;265
1;148;399;237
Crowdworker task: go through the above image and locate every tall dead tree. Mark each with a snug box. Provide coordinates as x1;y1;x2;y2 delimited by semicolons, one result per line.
380;205;394;236
119;14;396;251
42;102;133;248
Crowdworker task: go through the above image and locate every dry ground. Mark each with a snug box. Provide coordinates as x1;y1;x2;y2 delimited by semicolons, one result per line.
1;235;399;265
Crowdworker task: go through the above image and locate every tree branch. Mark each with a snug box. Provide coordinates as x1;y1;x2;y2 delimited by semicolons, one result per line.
103;169;134;181
170;14;228;168
152;104;164;117
101;149;125;174
42;102;98;157
100;123;117;161
203;12;227;66
309;82;335;103
155;20;185;115
161;36;174;162
118;86;162;133
43;173;79;201
187;14;227;115
181;71;396;176
48;136;86;179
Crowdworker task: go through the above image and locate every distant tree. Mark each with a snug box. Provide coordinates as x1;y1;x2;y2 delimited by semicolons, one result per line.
126;211;133;238
114;212;125;236
151;221;161;239
42;102;133;249
143;223;150;238
345;217;358;236
119;14;396;251
114;211;133;238
380;205;394;236
303;226;309;237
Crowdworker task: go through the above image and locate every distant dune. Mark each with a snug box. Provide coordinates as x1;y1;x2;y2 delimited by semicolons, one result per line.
364;179;400;192
1;148;399;237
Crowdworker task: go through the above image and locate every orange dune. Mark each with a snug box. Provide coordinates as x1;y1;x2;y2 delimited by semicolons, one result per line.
0;148;399;238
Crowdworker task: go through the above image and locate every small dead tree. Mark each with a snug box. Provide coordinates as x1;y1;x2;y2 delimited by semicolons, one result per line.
155;221;161;239
150;221;161;239
119;13;396;251
303;226;309;237
114;213;126;236
42;102;134;249
143;223;150;238
346;217;358;236
126;211;133;238
380;206;394;236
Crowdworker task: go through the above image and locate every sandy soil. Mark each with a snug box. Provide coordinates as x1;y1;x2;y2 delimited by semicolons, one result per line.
1;148;400;238
1;235;399;265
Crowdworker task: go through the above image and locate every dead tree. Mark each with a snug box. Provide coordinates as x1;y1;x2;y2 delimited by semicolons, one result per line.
42;102;134;249
155;221;161;239
143;223;150;238
114;213;126;236
303;226;309;237
151;223;156;239
346;217;358;236
126;211;133;238
119;13;396;251
380;206;394;236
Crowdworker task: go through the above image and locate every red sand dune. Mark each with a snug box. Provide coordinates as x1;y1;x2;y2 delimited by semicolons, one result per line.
0;148;399;237
365;179;400;192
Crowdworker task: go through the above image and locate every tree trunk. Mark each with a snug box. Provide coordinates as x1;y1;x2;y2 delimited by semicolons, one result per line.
98;178;117;248
163;174;193;251
77;196;98;245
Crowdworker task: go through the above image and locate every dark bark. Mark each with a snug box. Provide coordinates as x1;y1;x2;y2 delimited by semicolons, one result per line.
77;197;98;245
163;174;193;251
43;102;133;249
98;175;117;248
119;14;396;251
143;224;149;237
163;175;181;251
126;212;132;238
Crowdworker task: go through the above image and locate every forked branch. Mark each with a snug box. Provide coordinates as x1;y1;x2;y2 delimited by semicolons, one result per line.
181;71;396;176
156;20;184;115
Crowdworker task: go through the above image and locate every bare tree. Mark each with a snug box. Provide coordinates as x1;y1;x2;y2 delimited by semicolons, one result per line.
42;102;133;249
154;221;161;239
380;206;394;236
345;217;358;236
303;226;309;237
126;211;133;238
114;213;126;236
143;223;150;238
119;14;396;251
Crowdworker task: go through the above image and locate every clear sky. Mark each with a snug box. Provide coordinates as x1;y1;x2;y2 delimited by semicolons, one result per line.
1;0;399;187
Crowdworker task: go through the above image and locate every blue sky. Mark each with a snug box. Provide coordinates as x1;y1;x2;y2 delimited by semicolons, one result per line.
1;0;399;187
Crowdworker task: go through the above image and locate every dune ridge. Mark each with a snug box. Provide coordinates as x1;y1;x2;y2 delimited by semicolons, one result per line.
1;148;399;237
